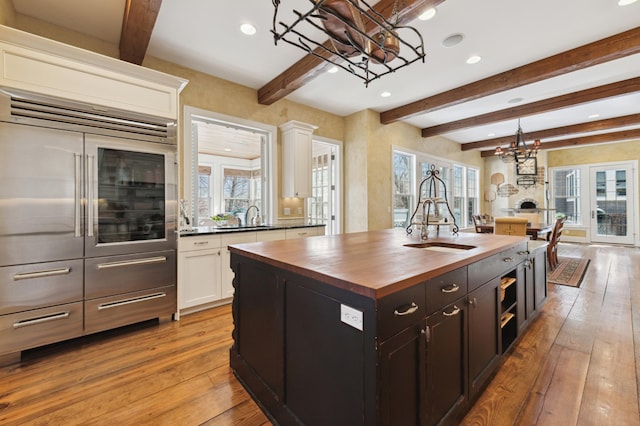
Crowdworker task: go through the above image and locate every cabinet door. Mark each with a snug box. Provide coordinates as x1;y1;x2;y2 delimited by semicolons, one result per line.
516;263;527;332
426;300;468;426
220;233;257;298
379;323;426;426
533;249;548;311
468;277;500;400
178;248;221;309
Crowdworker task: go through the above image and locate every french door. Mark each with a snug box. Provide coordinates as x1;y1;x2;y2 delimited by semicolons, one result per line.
589;163;635;244
308;139;341;235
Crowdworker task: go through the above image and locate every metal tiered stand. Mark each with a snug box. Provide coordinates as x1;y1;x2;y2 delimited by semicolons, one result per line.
406;165;459;240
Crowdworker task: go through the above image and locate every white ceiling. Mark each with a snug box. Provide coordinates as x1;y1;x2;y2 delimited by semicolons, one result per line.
11;0;640;147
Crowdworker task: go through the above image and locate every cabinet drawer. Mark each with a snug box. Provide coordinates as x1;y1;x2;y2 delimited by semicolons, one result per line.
256;229;286;242
0;259;83;315
426;267;468;316
468;243;527;291
179;235;221;252
85;285;176;334
378;283;426;341
85;250;176;299
285;228;316;239
0;302;83;355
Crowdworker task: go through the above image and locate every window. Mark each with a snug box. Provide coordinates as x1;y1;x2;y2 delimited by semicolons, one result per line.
393;152;413;227
197;165;212;218
222;167;252;213
392;148;479;230
553;168;581;224
183;106;277;226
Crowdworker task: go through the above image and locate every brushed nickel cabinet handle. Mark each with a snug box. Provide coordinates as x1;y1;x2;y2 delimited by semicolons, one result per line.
13;267;71;281
13;311;70;328
193;241;209;246
98;292;166;310
442;305;461;317
503;257;514;263
441;283;460;293
393;302;419;316
97;256;167;270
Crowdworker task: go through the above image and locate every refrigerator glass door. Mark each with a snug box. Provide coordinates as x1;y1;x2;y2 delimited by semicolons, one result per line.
0;122;84;266
85;134;176;257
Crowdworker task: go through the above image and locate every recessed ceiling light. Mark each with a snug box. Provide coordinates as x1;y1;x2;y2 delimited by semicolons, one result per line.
488;133;496;137
240;23;257;36
442;33;464;48
508;97;524;104
380;91;391;98
466;55;482;64
327;66;338;74
618;0;637;6
588;113;600;119
224;148;232;152
418;8;437;20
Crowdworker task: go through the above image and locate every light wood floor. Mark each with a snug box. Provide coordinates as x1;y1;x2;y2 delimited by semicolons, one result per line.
1;243;639;425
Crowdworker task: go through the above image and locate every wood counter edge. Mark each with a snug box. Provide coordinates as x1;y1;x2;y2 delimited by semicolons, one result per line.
229;233;528;300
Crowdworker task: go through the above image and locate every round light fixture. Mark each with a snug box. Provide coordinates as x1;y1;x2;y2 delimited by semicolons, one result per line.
418;8;437;21
442;33;464;48
380;91;392;98
508;97;524;104
240;23;257;36
618;0;637;5
466;55;482;64
327;66;339;74
588;113;600;119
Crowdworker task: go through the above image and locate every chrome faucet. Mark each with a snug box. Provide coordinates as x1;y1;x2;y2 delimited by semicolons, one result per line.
245;205;261;226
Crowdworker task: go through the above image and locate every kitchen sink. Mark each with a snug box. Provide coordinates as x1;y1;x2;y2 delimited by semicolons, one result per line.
403;242;476;253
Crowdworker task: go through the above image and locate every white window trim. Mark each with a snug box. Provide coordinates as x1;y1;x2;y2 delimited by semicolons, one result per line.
183;106;278;226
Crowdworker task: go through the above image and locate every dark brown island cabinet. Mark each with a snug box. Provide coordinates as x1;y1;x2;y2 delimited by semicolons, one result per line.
228;230;548;425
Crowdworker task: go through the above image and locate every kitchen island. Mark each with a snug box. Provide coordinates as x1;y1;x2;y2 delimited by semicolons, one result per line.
228;229;547;425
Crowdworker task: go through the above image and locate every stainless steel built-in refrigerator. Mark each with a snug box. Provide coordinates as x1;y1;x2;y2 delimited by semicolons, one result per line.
0;90;178;357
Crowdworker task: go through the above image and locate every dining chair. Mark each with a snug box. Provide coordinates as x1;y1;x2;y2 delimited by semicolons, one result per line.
494;217;529;236
472;215;484;233
547;216;566;270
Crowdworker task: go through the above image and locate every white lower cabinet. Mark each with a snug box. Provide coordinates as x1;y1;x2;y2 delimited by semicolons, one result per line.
178;235;222;313
178;226;323;315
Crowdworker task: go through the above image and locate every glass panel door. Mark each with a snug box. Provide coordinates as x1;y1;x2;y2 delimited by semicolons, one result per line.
97;148;166;243
85;134;176;257
590;164;634;244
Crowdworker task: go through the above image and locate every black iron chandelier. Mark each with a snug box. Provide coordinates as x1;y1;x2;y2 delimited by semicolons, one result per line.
494;119;541;164
271;0;426;86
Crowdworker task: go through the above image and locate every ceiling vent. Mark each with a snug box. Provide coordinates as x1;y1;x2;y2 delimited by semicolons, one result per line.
1;89;176;144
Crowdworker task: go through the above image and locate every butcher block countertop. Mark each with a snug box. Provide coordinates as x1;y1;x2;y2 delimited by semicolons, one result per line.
228;228;527;299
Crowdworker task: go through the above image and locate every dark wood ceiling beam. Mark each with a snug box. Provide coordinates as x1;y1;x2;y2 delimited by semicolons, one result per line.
258;0;446;105
462;113;640;151
381;26;640;124
479;128;640;157
421;76;640;138
119;0;162;65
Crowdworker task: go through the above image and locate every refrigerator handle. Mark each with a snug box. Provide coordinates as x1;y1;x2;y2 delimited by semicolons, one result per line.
86;154;95;237
74;153;82;237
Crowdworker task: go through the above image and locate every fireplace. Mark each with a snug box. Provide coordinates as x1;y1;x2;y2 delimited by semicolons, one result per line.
516;198;539;212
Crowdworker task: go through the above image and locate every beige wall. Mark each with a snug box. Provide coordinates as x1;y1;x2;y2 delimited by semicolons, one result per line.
4;12;484;234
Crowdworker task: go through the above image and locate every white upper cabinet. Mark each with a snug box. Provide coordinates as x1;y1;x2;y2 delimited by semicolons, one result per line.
0;26;187;119
280;120;317;198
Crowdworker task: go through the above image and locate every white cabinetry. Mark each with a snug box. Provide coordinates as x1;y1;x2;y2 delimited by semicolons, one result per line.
285;226;324;239
178;227;323;314
280;120;317;198
0;26;187;118
178;236;222;312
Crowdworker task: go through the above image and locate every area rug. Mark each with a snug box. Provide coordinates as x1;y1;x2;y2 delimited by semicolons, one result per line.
548;257;590;288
